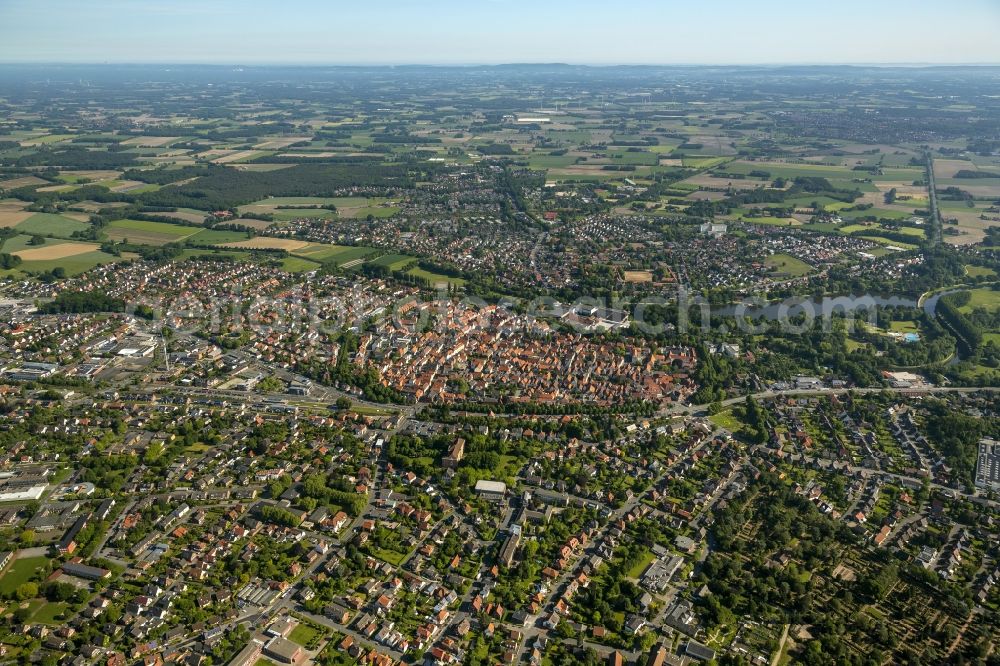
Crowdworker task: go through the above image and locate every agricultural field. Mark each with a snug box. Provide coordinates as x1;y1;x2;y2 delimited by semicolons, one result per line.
292;244;379;266
237;197;341;221
221;237;312;251
17;212;89;236
103;219;200;245
187;228;251;244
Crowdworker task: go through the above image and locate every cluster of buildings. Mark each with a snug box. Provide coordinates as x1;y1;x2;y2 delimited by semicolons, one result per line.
358;301;696;404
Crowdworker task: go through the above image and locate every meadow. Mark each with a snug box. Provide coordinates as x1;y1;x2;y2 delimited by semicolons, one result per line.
765;253;813;277
103;219;201;245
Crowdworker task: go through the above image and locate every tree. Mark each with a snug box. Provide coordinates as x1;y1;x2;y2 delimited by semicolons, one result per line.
28;234;45;246
143;440;164;464
15;582;38;601
19;529;35;546
335;397;351;410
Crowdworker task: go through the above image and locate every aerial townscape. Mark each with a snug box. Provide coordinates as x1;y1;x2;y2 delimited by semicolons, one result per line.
0;3;999;666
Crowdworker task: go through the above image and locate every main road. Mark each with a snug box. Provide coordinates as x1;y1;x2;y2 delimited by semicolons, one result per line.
925;150;943;245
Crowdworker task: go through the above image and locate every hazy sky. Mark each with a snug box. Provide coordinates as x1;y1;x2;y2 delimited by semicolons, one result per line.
1;0;999;65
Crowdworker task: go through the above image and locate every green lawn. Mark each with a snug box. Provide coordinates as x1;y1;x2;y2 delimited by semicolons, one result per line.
626;548;655;579
292;244;379;266
838;224;876;234
346;206;400;219
982;332;1000;346
30;601;70;624
374;548;407;566
765;253;813;277
288;622;323;647
958;289;1000;313
845;337;867;352
888;320;920;335
843;223;924;238
709;410;742;431
0;557;50;595
859;236;918;250
277;256;322;273
369;253;416;271
966;265;997;278
407;267;466;287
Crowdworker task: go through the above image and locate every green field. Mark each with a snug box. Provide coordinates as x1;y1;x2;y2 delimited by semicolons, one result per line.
277;256;322;273
709;410;743;431
24;133;74;145
346;205;400;219
15;213;89;237
839;208;912;221
0;233;128;276
30;601;70;624
524;154;572;170
966;265;997;278
104;218;200;245
369;253;416;271
407;267;466;287
288;622;323;647
681;156;730;169
15;250;126;276
888;320;920;335
175;248;251;262
626;548;655;579
859;236;918;250
1;233;69;253
0;556;49;595
957;289;1000;314
294;244;378;266
723;161;854;179
983;332;1000;346
187;228;251;244
269;208;337;221
765;253;813;277
604;151;659;166
374;548;407;566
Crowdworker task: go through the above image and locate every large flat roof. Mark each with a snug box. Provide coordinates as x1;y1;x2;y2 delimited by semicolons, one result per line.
475;480;507;494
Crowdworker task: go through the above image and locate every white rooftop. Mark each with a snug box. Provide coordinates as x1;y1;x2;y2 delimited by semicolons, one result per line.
475;480;507;494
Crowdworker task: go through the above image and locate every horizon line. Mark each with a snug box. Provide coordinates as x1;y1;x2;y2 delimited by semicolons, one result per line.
2;61;1000;68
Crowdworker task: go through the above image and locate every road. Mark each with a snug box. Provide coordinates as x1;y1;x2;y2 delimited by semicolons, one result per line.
512;435;713;664
925;150;942;245
658;385;1000;419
